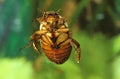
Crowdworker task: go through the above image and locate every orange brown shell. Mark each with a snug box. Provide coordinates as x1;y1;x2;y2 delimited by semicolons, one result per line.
41;43;72;64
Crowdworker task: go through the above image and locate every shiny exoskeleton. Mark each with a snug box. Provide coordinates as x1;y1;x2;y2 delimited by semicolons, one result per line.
30;11;81;64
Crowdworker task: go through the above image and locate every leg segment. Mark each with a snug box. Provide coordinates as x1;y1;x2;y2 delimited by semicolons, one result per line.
30;30;45;54
32;41;41;54
20;30;47;53
71;39;81;63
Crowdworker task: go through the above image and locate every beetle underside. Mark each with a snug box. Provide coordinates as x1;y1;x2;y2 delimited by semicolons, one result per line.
29;11;81;64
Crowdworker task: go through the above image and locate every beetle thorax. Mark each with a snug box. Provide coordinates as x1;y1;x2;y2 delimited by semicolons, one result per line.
38;11;70;50
39;13;67;34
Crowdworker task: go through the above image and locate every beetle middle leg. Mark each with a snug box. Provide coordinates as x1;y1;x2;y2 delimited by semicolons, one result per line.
71;39;81;63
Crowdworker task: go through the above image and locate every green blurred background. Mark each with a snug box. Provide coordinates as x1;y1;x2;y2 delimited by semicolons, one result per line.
0;0;120;79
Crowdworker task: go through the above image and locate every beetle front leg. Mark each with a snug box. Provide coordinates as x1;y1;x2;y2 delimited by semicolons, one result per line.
71;39;81;63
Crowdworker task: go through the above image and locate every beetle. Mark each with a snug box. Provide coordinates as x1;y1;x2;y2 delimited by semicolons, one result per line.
28;11;81;64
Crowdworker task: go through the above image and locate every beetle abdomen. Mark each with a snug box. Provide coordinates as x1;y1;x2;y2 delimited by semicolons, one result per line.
42;43;72;64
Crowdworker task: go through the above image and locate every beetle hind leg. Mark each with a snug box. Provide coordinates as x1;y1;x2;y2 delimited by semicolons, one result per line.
71;39;81;63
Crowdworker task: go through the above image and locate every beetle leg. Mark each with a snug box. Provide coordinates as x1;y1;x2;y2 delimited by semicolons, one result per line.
32;41;41;54
30;30;46;54
30;30;47;39
19;39;40;53
19;40;33;52
71;39;81;63
57;28;69;33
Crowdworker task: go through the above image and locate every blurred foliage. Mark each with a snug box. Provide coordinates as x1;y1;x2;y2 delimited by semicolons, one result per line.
0;0;120;79
0;58;33;79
